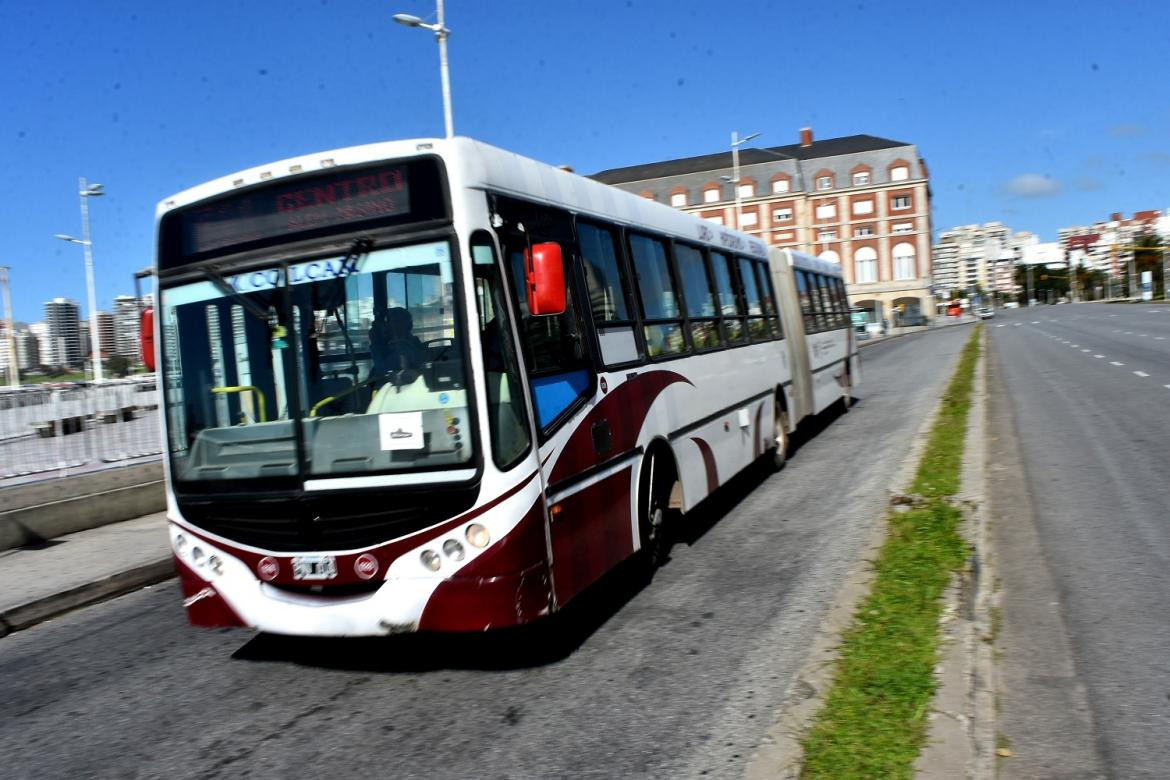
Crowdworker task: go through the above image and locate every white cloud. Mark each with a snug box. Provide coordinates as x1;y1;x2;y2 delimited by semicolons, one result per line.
1003;173;1061;198
1109;123;1145;138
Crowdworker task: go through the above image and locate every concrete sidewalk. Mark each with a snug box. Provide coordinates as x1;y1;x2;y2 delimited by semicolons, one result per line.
0;512;173;637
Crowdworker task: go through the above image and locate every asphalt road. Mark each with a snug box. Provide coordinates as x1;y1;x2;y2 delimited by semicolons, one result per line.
0;324;973;780
988;302;1170;778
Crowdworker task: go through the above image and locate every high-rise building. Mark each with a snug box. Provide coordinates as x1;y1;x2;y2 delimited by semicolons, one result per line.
1059;209;1168;276
932;223;1037;302
113;294;142;360
96;311;114;360
29;322;50;369
590;127;934;322
43;298;82;368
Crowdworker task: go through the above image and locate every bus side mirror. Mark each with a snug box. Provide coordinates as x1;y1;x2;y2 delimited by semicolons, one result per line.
524;242;566;316
141;307;156;372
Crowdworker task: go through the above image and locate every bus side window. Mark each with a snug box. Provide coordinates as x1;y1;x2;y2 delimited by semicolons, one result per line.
675;243;721;350
737;256;769;341
495;197;593;434
710;250;745;345
578;220;640;366
810;273;832;331
834;279;852;326
753;261;783;339
471;232;531;469
795;271;817;333
628;232;685;357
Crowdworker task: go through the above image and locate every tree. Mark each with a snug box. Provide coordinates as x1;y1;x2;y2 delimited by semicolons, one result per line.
1130;232;1167;299
106;354;132;378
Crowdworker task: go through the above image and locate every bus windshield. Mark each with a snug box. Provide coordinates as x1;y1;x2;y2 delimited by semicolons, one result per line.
160;239;472;485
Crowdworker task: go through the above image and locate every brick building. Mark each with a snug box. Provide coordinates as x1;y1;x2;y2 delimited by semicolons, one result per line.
590;127;933;324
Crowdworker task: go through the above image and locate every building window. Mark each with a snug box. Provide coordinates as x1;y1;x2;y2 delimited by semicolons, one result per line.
705;215;723;225
854;226;874;237
892;222;913;233
893;242;917;280
703;187;720;204
816;176;833;191
773;207;792;222
890;165;909;181
815;203;836;220
855;247;878;284
819;250;841;264
740;211;758;227
640;190;656;201
852;172;870;186
776;232;793;240
670;192;687;207
892;195;911;210
738;181;755;198
771;178;790;194
852;200;873;216
818;230;837;241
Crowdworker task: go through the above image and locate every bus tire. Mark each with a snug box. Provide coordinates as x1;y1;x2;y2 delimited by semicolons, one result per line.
638;447;676;568
840;367;853;411
770;401;789;471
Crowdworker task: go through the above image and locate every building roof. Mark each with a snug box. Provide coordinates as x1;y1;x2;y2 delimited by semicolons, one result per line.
590;134;911;184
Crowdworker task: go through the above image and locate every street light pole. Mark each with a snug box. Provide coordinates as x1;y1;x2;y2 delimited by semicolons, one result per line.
393;1;453;138
0;266;18;387
729;131;760;230
79;177;103;382
53;179;105;382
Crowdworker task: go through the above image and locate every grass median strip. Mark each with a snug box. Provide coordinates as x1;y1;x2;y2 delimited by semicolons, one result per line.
800;327;981;779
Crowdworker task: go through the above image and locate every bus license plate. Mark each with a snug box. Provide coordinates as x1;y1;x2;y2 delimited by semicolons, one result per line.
291;555;338;581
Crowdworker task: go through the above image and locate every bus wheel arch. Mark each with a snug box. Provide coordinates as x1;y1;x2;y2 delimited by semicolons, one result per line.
637;439;679;567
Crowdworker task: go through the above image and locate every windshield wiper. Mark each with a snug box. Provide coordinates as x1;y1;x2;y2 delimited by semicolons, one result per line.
202;265;273;323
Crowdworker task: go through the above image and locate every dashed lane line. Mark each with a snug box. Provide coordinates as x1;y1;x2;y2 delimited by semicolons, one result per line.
1081;349;1091;352
1094;354;1104;359
1134;371;1150;377
1110;361;1125;366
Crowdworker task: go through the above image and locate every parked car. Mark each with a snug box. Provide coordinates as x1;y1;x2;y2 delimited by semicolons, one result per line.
977;307;995;319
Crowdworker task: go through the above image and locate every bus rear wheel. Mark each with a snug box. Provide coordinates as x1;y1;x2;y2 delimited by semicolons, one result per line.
638;451;676;568
770;402;789;471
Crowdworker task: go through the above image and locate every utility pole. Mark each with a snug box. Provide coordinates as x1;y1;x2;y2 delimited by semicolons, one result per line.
1026;264;1034;306
0;266;18;387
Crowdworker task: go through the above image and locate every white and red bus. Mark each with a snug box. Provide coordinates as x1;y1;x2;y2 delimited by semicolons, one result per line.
155;137;858;635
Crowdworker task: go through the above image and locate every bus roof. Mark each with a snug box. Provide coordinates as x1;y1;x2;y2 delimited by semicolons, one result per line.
777;248;844;278
156;136;768;260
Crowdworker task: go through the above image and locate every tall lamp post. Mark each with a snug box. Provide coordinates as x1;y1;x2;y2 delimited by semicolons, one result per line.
54;178;105;383
393;1;453;138
0;266;18;387
727;131;760;230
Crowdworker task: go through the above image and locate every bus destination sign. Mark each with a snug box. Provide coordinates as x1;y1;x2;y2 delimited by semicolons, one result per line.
182;166;411;255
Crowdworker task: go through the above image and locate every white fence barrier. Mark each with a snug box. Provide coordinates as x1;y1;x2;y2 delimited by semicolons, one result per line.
0;376;162;482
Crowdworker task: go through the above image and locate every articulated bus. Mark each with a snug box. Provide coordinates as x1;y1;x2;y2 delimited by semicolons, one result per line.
156;137;858;636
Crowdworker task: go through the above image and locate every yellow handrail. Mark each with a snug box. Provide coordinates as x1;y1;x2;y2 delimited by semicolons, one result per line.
211;386;267;423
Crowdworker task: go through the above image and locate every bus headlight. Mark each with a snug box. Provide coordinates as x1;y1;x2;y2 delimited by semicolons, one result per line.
420;549;442;572
442;539;465;561
465;523;490;549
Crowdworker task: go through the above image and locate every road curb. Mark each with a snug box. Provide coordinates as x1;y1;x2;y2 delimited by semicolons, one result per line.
744;328;967;779
0;559;174;638
915;327;996;778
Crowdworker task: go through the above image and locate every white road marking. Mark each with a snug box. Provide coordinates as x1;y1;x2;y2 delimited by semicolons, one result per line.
1140;334;1149;337
1013;323;1021;327
996;323;1006;328
1081;349;1091;352
1110;361;1125;366
1124;331;1133;334
1031;321;1040;324
1134;371;1149;377
1071;344;1079;347
1094;355;1104;359
1157;337;1166;340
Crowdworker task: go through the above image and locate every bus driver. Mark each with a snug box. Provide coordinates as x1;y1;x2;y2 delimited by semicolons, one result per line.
369;305;427;383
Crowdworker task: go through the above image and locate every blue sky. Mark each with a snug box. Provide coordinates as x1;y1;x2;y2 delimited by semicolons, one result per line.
2;0;1168;323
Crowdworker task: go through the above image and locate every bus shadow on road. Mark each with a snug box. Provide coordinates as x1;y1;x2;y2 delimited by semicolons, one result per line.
231;559;653;673
231;399;856;674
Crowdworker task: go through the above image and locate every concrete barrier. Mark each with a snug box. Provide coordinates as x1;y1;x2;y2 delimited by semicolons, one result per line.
0;462;165;551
